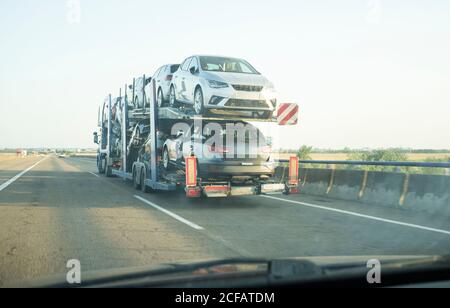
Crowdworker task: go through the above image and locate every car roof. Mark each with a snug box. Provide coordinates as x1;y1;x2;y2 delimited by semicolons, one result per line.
190;55;244;60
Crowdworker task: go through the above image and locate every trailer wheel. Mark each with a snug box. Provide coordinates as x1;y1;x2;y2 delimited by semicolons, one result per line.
133;168;141;190
141;169;152;193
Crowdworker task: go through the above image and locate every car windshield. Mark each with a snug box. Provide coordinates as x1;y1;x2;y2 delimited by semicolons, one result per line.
193;122;267;146
199;56;259;74
170;65;180;73
1;0;450;291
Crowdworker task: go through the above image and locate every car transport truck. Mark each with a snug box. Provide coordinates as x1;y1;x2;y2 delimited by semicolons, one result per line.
93;74;300;198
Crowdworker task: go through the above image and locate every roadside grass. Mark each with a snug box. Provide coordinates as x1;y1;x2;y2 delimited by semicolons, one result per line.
0;153;20;162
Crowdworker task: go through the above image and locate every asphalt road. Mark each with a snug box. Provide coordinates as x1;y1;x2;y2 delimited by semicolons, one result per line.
1;155;450;286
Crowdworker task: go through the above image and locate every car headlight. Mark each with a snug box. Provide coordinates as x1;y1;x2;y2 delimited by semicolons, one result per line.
207;80;229;89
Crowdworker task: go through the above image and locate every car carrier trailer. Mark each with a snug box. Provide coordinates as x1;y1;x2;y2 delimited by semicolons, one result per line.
95;75;300;198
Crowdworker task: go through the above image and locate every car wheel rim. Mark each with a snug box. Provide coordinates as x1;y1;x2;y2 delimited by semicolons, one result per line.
194;91;202;114
163;150;169;169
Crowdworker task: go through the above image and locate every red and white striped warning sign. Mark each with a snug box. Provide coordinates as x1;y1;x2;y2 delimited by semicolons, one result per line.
277;103;299;126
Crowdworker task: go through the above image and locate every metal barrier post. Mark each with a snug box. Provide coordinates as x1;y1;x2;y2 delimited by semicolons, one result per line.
123;85;128;174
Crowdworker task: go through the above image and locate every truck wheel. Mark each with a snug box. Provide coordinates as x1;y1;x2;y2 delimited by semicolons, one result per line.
141;169;152;193
194;88;204;115
169;86;178;108
157;88;165;108
97;156;106;174
133;168;141;190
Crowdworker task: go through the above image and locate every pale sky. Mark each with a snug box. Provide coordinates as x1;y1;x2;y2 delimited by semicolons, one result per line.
0;0;449;150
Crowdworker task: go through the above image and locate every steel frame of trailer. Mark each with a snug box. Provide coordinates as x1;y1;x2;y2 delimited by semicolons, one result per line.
103;75;176;191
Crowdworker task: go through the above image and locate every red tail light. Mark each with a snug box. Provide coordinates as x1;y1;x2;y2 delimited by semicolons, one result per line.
165;75;173;81
208;145;230;154
259;146;272;154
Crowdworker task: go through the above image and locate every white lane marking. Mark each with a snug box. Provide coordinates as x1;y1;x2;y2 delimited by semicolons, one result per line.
89;172;100;178
262;195;450;236
0;157;48;192
134;195;204;230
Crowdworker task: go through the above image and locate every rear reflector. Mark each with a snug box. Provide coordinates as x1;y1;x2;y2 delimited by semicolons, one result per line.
277;103;299;126
289;156;299;186
289;187;300;194
186;187;201;198
203;185;230;198
204;185;229;192
261;183;286;194
185;156;197;187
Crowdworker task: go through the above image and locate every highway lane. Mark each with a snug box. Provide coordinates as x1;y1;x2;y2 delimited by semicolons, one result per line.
1;155;450;286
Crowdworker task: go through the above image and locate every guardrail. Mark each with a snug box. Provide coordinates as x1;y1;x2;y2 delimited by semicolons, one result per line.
274;159;450;217
277;159;450;169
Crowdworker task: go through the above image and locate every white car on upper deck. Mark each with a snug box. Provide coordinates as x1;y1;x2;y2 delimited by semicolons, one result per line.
168;55;278;118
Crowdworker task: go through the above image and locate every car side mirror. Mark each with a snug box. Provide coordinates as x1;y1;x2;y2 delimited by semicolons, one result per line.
93;132;99;144
190;67;197;75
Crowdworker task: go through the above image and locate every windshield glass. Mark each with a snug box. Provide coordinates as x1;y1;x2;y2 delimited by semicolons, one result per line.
192;122;267;146
199;56;259;74
0;0;449;291
170;64;180;73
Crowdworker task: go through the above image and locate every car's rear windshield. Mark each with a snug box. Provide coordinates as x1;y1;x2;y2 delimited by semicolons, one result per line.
170;65;180;73
193;122;267;145
199;56;259;74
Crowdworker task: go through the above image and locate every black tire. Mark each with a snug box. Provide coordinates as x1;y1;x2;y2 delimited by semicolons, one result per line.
162;147;171;171
97;156;105;174
141;169;152;193
169;86;178;108
193;87;204;115
133;168;141;190
157;88;165;108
